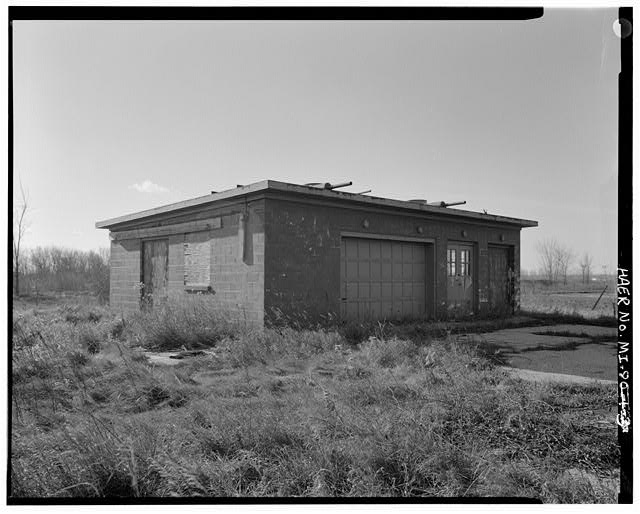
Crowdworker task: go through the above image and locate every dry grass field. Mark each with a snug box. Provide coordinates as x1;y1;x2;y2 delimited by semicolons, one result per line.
10;296;619;501
520;278;617;319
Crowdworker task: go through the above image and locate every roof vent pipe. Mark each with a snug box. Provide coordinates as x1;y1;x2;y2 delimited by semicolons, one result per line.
305;181;352;190
427;200;466;208
326;181;352;190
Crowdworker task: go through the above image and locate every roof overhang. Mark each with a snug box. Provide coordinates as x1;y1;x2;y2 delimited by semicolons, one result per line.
96;180;538;230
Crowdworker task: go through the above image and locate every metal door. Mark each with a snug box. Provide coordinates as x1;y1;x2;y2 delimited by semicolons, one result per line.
340;238;427;321
446;243;474;314
488;245;514;313
141;239;169;308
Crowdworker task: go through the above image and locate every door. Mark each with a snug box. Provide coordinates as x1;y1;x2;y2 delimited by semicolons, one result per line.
447;243;474;315
340;238;427;321
488;245;514;314
141;239;169;308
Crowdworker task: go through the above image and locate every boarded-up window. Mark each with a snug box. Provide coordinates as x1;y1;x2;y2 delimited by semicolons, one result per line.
184;231;211;288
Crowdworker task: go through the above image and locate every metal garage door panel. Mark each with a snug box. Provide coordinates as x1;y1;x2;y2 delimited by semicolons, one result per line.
370;240;381;259
341;237;426;321
346;239;358;258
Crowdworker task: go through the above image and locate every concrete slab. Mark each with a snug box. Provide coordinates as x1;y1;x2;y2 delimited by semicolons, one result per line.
500;366;616;386
531;324;616;338
458;324;617;381
458;324;614;351
508;342;617;380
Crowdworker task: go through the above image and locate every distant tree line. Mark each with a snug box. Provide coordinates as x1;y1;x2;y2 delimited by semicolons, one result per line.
12;184;109;302
15;246;110;303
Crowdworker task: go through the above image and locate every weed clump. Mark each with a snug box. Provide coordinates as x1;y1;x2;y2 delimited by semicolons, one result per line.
358;337;419;368
62;305;105;325
126;296;235;350
222;327;344;367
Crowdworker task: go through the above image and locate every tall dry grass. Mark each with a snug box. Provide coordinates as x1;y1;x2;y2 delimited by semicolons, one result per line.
123;295;238;350
10;298;619;500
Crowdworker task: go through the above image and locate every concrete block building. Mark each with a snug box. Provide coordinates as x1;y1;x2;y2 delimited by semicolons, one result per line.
96;180;537;325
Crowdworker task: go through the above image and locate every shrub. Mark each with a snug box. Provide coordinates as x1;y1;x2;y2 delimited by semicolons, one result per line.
126;295;235;351
110;318;126;340
340;322;372;346
78;325;102;354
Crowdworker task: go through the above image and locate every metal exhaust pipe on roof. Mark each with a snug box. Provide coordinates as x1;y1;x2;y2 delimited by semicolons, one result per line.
427;200;466;208
355;189;372;195
325;181;352;190
305;181;353;190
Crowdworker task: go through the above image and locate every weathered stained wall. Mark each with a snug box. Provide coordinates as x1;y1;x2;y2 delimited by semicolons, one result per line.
108;199;265;325
108;191;523;325
264;195;521;323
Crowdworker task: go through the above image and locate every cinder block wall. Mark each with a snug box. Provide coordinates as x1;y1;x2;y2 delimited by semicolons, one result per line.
196;204;265;324
109;239;141;312
108;199;265;325
264;196;521;323
108;193;521;325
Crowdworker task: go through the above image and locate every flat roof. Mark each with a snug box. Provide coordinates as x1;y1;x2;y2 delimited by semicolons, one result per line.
96;179;538;229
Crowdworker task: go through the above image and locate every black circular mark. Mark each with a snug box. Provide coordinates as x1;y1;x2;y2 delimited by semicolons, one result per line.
615;18;633;39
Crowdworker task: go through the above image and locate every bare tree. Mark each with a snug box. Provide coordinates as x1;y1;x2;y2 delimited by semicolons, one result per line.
13;182;30;296
536;238;558;283
554;245;574;286
537;238;574;285
579;252;593;284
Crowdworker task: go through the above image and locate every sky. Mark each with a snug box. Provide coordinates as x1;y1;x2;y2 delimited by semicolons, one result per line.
12;9;621;273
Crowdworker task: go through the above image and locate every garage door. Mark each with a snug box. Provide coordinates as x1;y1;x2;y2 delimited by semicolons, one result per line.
340;237;426;321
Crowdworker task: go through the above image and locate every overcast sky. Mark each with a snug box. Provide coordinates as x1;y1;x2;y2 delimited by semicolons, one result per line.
12;9;620;272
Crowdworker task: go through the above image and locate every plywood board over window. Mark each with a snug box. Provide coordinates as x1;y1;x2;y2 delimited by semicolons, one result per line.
142;239;169;307
184;231;211;290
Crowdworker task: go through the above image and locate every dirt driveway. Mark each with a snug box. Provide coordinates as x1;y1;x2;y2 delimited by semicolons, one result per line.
457;324;617;382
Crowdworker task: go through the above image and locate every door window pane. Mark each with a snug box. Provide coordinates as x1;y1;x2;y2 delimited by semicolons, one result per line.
447;248;456;276
460;249;470;276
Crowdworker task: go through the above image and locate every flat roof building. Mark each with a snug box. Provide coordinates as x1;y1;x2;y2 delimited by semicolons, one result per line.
96;180;537;325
